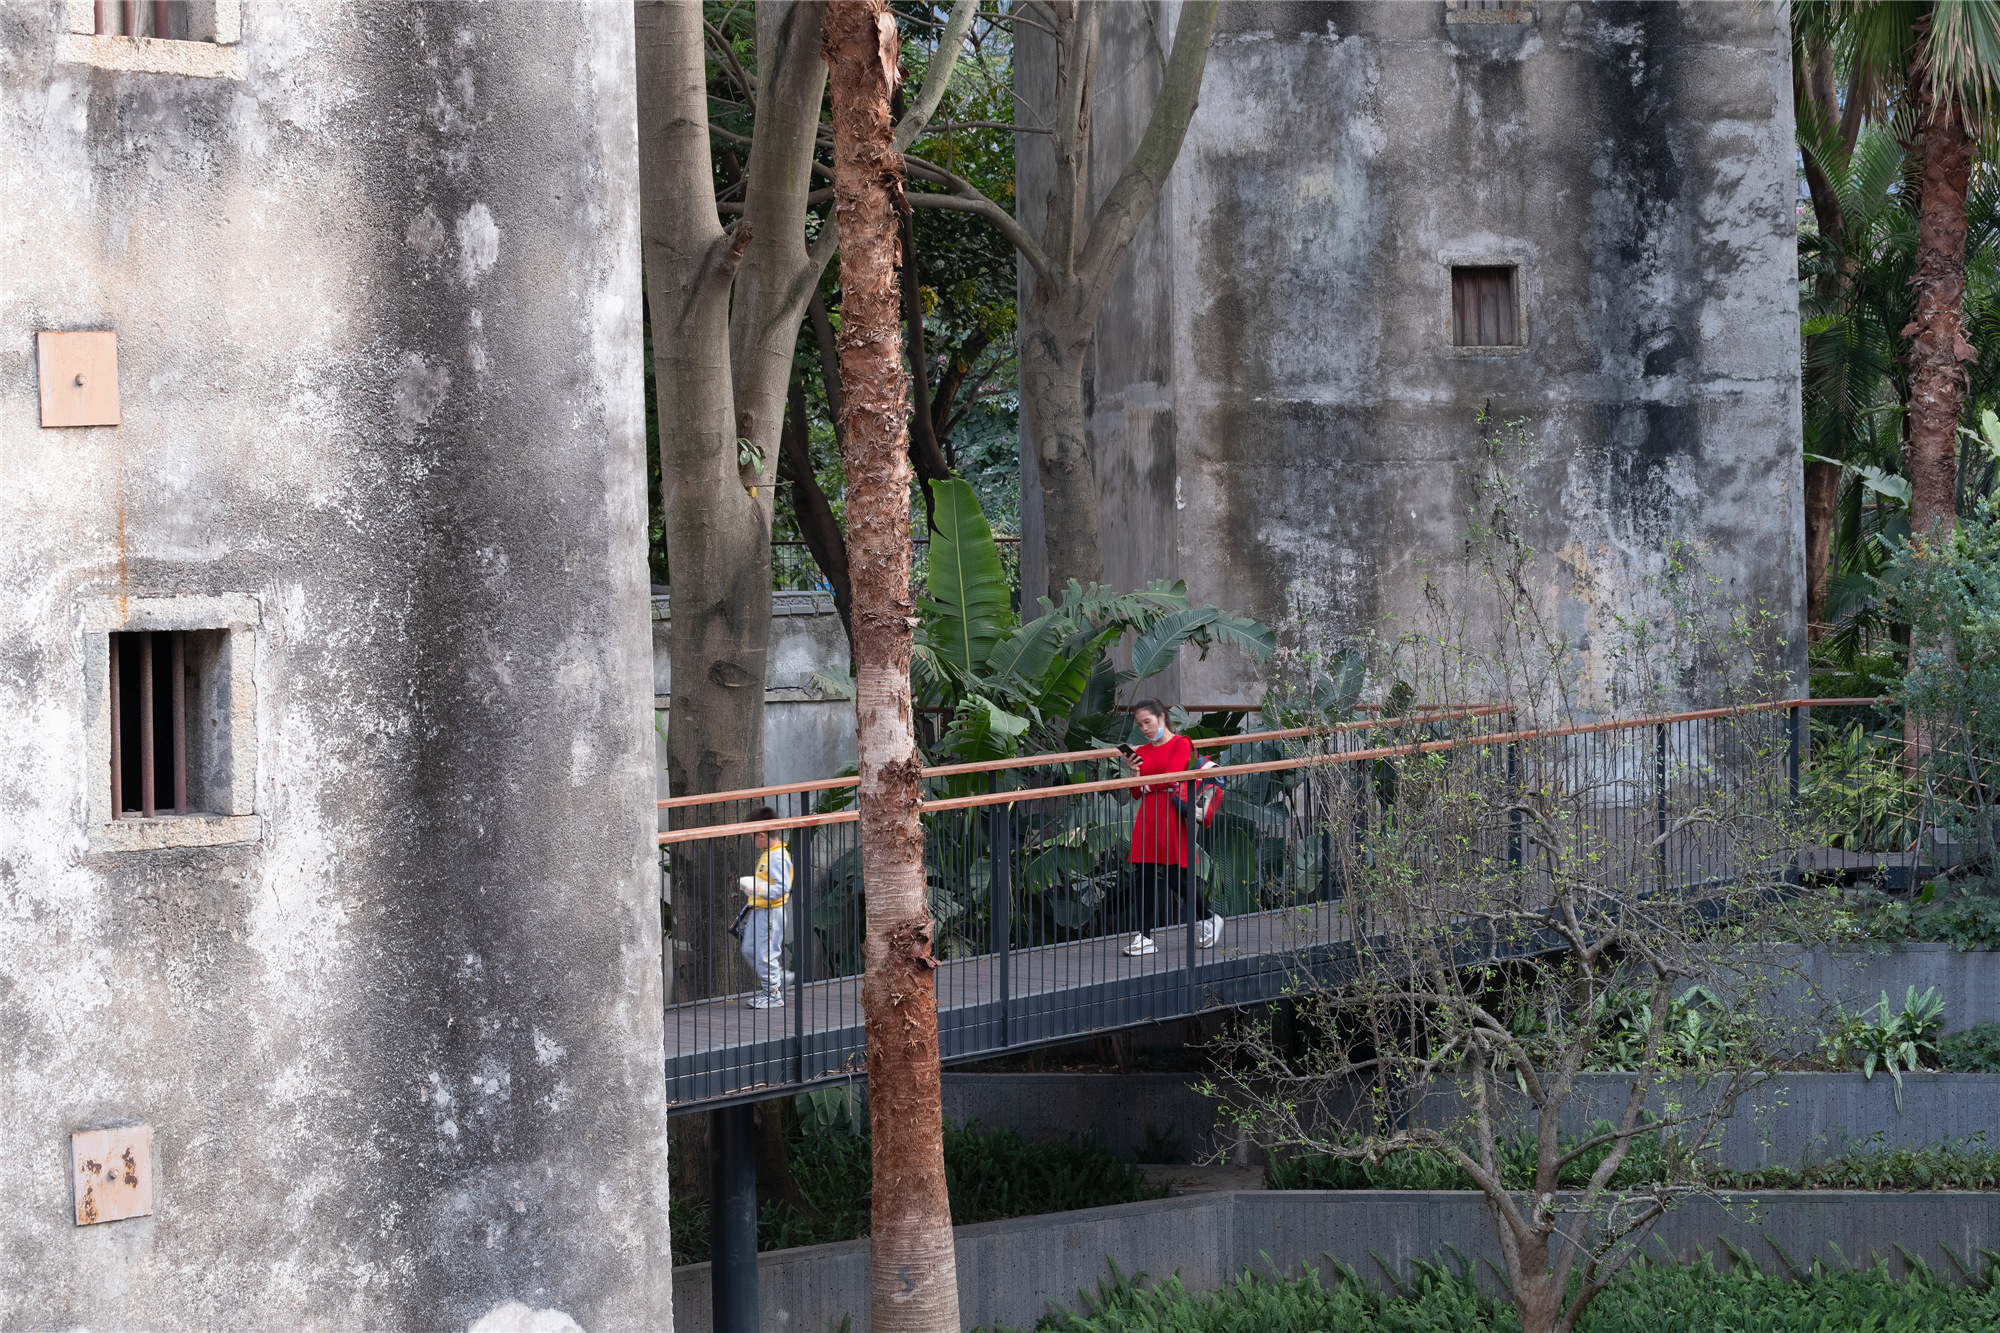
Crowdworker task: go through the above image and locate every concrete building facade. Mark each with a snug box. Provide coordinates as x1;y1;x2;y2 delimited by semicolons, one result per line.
1;4;672;1329
1020;1;1805;706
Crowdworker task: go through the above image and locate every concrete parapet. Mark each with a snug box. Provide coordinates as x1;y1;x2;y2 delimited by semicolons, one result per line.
671;1190;2000;1332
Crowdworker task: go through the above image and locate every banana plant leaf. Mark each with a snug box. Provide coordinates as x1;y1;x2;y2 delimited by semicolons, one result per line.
919;478;1017;676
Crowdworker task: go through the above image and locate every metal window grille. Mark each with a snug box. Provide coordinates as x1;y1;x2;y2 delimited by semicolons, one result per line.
94;2;194;39
109;630;190;819
1451;266;1519;347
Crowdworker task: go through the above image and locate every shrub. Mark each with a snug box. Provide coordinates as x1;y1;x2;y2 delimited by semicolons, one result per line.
1270;1134;2000;1195
670;1113;1165;1264
989;1252;2000;1332
1942;1022;2000;1073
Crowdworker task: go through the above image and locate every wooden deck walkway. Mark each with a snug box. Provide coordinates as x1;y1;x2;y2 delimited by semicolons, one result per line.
665;900;1356;1107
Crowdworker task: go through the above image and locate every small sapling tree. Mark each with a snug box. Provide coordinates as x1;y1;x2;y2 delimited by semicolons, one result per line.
1207;415;1837;1333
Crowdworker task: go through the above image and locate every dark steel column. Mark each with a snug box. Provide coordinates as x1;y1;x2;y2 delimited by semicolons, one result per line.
709;1102;758;1333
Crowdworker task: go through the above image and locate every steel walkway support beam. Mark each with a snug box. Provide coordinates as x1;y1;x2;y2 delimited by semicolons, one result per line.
710;1103;758;1333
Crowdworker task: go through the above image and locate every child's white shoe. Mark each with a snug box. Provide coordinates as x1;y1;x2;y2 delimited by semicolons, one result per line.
1196;914;1224;950
1123;933;1158;957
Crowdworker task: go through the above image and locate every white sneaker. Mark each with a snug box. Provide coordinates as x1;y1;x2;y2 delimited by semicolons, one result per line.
747;991;784;1009
1123;933;1158;957
783;969;797;989
1196;914;1224;950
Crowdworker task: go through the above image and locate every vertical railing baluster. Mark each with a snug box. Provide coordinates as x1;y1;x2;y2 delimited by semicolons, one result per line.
988;772;1011;1049
1507;712;1521;874
1655;721;1668;889
794;793;807;1086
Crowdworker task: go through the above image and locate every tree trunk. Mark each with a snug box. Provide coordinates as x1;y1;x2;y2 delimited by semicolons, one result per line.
753;1096;824;1224
637;0;769;1004
1020;310;1104;594
726;2;831;494
1906;83;1971;541
779;372;854;642
823;4;961;1329
1804;457;1840;635
901;206;955;495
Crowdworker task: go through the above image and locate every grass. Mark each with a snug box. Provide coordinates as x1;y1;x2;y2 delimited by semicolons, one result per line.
992;1251;2000;1331
1269;1130;2000;1194
671;1118;1166;1264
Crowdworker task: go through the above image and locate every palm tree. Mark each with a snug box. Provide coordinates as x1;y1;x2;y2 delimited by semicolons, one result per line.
1824;0;2000;542
821;3;960;1329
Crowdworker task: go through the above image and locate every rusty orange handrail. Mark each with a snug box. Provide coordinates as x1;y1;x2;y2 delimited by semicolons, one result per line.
655;698;1885;844
656;704;1513;809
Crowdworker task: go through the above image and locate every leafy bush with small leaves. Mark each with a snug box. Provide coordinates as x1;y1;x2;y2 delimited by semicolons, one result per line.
1273;1134;2000;1196
985;1252;2000;1332
1861;878;2000;948
1942;1023;2000;1073
1269;1122;1674;1193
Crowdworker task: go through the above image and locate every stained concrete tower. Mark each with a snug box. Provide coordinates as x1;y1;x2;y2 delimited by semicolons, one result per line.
0;4;672;1327
1019;1;1804;706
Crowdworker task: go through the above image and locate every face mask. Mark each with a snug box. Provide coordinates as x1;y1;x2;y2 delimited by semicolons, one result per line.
1139;716;1163;743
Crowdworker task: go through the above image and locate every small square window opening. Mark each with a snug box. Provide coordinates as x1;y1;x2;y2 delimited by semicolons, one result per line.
109;628;228;819
1452;266;1520;348
90;2;206;41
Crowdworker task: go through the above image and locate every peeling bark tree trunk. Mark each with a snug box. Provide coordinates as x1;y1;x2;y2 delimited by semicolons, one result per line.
824;4;960;1329
1906;75;1972;542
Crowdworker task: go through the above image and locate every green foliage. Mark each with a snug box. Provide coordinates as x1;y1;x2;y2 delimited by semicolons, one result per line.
1268;1121;1676;1194
1855;879;2000;948
1273;1132;2000;1196
987;1252;2000;1332
669;1109;1165;1264
1883;496;2000;872
1804;723;1925;853
1585;985;1748;1073
915;478;1276;764
1942;1022;2000;1073
1828;986;1947;1108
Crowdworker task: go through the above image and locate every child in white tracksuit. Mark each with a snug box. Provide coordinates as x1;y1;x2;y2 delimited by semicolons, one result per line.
738;809;792;1009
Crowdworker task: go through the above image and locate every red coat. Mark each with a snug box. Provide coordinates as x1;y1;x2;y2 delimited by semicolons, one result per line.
1128;734;1195;866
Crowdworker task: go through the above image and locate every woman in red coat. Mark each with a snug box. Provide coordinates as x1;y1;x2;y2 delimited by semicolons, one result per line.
1118;699;1224;957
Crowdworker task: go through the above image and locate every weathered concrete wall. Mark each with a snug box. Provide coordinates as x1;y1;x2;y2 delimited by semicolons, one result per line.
650;589;855;806
1022;1;1805;706
672;1189;2000;1332
0;4;671;1330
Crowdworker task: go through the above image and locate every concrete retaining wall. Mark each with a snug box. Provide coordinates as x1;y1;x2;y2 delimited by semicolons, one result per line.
931;1071;2000;1171
671;1190;2000;1332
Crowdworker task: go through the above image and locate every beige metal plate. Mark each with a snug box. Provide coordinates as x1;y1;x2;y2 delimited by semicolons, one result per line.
37;330;121;427
71;1124;153;1225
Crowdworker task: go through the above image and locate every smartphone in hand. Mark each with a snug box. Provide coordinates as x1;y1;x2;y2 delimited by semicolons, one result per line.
1116;743;1137;758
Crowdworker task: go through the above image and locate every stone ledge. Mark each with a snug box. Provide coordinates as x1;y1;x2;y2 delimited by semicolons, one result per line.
59;34;246;79
1445;9;1536;24
89;813;259;853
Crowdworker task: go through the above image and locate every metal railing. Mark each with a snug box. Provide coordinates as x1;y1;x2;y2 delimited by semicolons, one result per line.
658;700;1879;1110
